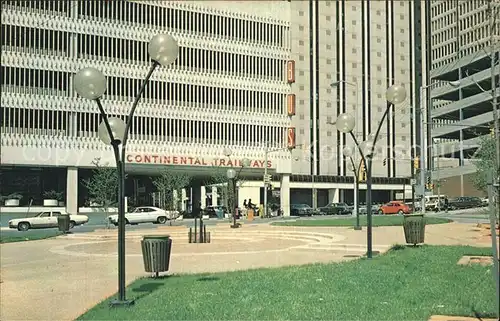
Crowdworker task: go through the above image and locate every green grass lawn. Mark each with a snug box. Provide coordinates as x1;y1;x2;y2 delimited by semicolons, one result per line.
78;245;496;321
271;215;452;227
0;229;64;243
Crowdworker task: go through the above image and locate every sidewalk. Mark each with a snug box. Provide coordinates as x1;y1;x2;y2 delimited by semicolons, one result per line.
0;222;494;321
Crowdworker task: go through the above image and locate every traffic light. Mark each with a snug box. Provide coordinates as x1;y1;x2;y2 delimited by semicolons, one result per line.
490;127;495;138
358;160;366;182
413;156;420;169
383;158;387;166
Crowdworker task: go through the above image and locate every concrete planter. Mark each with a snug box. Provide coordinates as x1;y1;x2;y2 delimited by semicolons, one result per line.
43;199;58;206
4;199;20;207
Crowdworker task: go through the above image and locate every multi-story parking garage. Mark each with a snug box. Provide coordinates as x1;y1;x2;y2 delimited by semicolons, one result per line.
0;1;423;215
428;0;499;197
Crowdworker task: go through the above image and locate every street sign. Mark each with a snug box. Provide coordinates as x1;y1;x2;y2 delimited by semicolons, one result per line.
263;174;272;183
410;179;417;185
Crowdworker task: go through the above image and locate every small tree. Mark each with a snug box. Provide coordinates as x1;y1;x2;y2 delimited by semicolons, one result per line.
472;136;498;192
83;158;124;213
205;171;245;211
152;168;191;211
206;173;232;209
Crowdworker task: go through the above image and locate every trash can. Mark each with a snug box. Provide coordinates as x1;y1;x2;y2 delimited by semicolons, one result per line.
141;235;172;277
403;214;426;245
57;215;70;232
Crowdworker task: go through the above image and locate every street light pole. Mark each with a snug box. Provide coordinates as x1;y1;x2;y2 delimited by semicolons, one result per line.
264;142;269;218
334;84;407;258
419;80;460;213
346;154;361;230
419;85;428;214
227;158;251;228
74;34;179;307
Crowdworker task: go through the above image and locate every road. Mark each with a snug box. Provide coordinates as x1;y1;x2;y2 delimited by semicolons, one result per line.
0;206;493;238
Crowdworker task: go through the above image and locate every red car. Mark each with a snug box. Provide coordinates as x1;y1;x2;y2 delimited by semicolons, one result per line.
378;201;411;215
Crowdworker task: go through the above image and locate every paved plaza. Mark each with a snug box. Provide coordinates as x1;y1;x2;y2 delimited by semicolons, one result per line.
0;221;494;321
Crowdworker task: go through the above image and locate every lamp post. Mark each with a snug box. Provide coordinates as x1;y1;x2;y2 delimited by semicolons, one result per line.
73;34;179;306
226;158;251;228
419;80;460;213
334;84;407;258
343;147;361;230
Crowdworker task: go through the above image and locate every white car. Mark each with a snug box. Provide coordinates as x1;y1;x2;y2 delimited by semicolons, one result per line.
8;210;89;231
107;206;179;226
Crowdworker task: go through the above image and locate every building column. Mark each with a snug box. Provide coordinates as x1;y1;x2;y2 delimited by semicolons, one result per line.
211;186;218;206
181;188;188;211
66;167;78;214
328;188;339;203
200;186;206;209
280;174;290;216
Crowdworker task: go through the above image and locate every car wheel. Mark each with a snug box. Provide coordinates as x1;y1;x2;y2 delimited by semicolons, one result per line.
113;222;118;227
157;216;167;224
397;210;404;215
17;222;30;231
378;210;383;215
69;221;75;229
125;219;130;225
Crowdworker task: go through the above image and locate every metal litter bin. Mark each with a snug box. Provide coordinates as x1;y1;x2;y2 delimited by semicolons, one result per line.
57;215;70;232
141;235;172;277
403;214;426;245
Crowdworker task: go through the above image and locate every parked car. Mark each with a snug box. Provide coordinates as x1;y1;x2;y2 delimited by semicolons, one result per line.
8;210;89;231
448;197;483;210
290;204;314;216
107;206;178;226
378;201;411;215
203;205;229;218
318;202;352;215
424;195;448;211
358;204;381;215
481;197;489;207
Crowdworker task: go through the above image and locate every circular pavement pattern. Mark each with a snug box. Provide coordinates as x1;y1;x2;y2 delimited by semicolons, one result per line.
49;230;349;258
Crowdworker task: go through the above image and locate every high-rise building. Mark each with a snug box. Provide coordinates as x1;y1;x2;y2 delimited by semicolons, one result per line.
427;0;499;197
0;1;422;215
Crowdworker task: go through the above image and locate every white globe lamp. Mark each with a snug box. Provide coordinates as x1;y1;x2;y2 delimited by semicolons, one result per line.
336;113;356;133
74;67;107;100
98;117;126;145
386;84;407;105
148;34;179;67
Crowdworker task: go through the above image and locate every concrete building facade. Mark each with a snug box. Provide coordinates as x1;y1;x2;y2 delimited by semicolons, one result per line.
428;0;499;197
0;0;423;215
